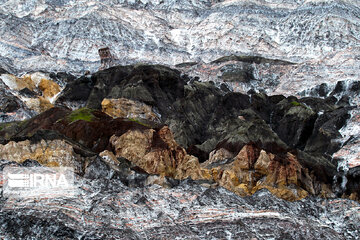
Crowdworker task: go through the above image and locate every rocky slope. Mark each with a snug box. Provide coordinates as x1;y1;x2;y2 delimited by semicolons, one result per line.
0;0;359;171
0;64;359;238
1;159;359;239
1;65;359;200
0;0;359;93
0;0;360;238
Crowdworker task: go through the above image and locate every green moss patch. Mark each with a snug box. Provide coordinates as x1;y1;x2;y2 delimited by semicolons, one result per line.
291;101;301;106
290;101;312;110
67;108;96;123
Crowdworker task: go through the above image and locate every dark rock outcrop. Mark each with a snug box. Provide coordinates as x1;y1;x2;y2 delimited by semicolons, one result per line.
0;67;7;74
57;65;349;155
52;64;356;199
0;91;20;113
346;166;360;199
1;64;357;201
56;75;95;106
0;106;152;153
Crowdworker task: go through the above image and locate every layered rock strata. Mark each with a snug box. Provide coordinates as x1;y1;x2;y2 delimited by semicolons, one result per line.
0;159;359;239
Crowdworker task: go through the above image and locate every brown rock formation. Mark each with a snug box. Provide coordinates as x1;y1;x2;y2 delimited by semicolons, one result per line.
207;148;234;165
144;175;172;188
39;96;54;112
99;150;121;166
0;106;339;201
0;139;81;169
49;108;150;153
234;144;261;170
38;78;61;100
110;126;205;180
0;73;61;112
202;144;313;201
101;98;161;122
111;141;346;199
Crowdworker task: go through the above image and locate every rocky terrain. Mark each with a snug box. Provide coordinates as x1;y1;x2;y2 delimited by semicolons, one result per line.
1;0;360;166
1;159;359;239
0;64;359;238
0;0;359;93
0;0;359;239
1;0;360;164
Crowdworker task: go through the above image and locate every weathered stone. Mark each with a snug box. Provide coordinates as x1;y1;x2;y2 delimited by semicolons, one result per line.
84;156;113;180
110;126;205;180
144;175;171;188
1;65;356;201
56;75;95;107
0;90;20;113
234;144;261;170
99;150;120;166
264;153;300;187
38;78;61;99
201;148;234;168
110;128;155;163
0;73;61;113
101;98;161;122
0;139;81;169
254;150;272;175
202;144;313;201
346;166;360;201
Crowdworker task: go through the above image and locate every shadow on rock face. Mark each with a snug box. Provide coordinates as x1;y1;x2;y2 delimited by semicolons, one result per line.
1;64;357;201
346;166;360;199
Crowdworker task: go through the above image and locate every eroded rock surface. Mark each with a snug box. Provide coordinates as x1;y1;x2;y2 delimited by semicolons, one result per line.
102;98;161;122
2;64;358;201
0;1;359;237
110;125;205;180
0;72;62;118
0;0;359;97
54;64;355;199
0;159;359;239
202;144;314;201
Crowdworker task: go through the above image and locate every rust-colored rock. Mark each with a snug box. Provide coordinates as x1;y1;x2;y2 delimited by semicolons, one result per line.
234;143;261;170
202;144;313;200
18;76;37;91
254;150;272;175
266;153;300;186
203;148;234;167
110;128;155;162
99;150;120;166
